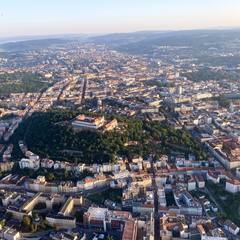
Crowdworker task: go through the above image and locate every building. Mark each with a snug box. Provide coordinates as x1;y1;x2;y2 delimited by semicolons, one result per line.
83;207;133;233
225;178;240;193
0;227;21;240
132;202;155;216
19;152;40;170
158;187;167;208
72;114;105;131
160;213;189;239
195;174;205;188
197;224;227;240
223;219;240;235
84;207;109;231
103;119;118;131
72;114;118;132
206;141;240;169
206;170;220;184
46;215;76;229
173;189;202;216
121;220;138;240
41;158;54;169
45;196;82;229
0;161;14;172
50;231;86;240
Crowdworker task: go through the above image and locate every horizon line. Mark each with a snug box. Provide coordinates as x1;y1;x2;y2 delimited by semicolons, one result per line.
1;26;240;43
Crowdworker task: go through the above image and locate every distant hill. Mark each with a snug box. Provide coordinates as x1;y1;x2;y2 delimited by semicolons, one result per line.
0;38;71;52
2;29;240;54
89;29;240;55
89;31;170;46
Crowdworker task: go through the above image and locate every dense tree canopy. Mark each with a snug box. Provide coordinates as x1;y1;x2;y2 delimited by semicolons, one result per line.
11;109;206;163
183;69;239;82
0;71;52;95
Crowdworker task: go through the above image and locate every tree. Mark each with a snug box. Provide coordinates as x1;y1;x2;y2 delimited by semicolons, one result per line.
31;223;38;233
217;97;231;108
75;211;84;223
5;212;13;221
0;219;6;228
21;215;33;232
11;109;207;164
22;215;32;226
217;212;227;219
46;172;55;181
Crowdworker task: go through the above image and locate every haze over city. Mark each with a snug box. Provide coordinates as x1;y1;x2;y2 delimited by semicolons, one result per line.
0;0;240;37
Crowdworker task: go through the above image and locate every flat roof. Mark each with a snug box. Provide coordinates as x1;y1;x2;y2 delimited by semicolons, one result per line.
87;207;108;220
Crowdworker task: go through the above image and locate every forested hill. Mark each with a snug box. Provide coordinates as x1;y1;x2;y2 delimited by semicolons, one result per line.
10;109;206;164
90;29;240;54
0;38;70;52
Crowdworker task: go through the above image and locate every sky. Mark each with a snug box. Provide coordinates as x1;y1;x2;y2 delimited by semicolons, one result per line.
0;0;240;37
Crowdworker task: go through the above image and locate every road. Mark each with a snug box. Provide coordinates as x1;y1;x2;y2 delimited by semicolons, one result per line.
80;78;87;104
151;160;160;240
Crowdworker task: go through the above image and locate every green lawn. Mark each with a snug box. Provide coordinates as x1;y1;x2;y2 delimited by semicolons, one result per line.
88;189;122;205
0;72;52;95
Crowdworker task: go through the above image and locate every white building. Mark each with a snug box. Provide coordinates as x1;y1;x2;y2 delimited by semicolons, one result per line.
1;227;21;240
19;158;40;170
225;179;240;193
207;171;220;184
224;220;240;235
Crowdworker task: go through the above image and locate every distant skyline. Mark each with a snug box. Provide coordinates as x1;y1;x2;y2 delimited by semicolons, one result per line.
1;0;240;37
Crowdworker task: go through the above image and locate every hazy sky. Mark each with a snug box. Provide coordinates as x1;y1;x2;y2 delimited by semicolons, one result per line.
0;0;240;37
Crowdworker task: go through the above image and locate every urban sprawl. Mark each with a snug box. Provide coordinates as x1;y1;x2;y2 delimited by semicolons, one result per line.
0;39;240;240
